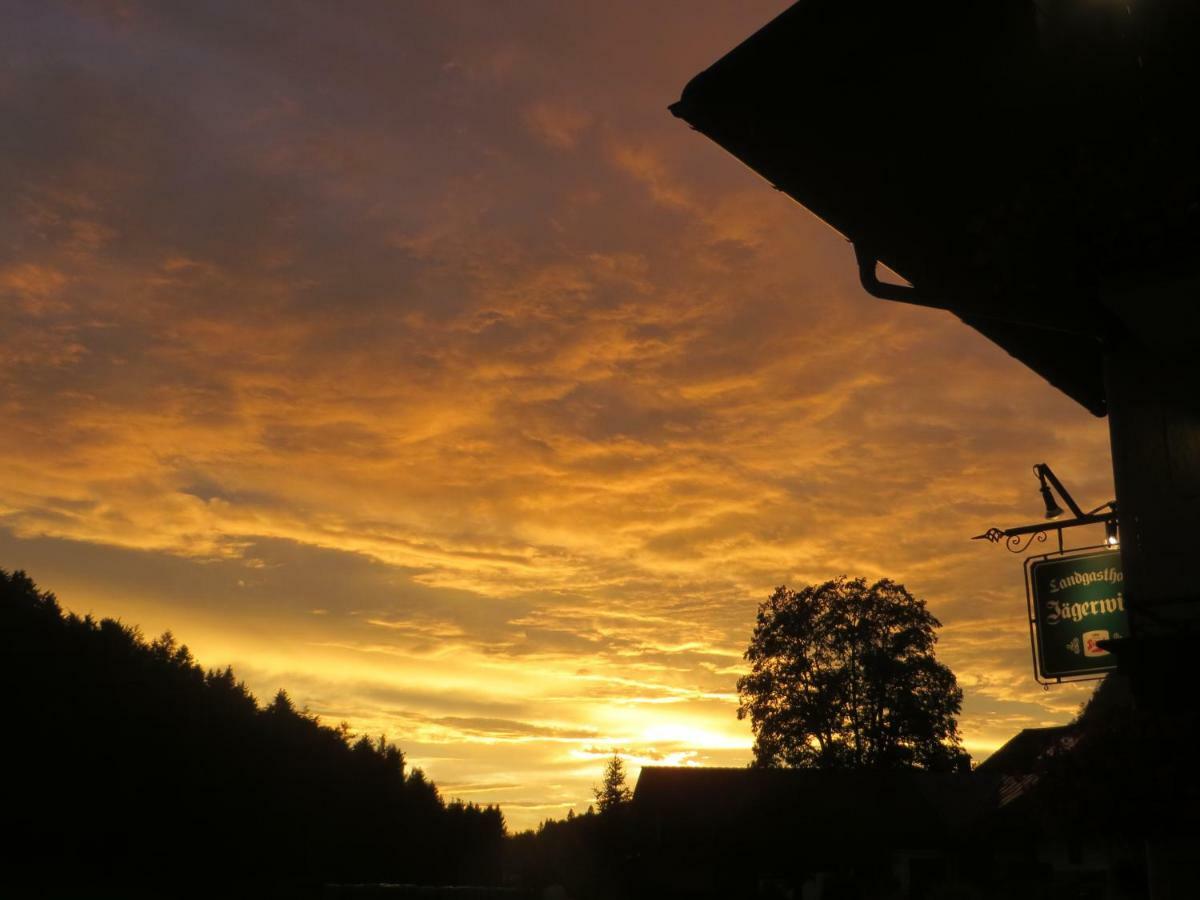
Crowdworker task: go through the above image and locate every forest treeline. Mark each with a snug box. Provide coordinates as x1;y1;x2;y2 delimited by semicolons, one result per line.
0;569;505;896
506;755;636;899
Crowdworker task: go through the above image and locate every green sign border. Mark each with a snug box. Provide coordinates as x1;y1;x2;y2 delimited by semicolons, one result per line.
1024;546;1126;683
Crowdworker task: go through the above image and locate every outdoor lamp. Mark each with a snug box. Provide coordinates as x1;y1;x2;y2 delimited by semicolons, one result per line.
1105;519;1119;547
1037;468;1065;519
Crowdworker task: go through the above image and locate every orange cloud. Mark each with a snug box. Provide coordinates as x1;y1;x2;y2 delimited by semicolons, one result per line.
524;102;592;150
0;0;1113;829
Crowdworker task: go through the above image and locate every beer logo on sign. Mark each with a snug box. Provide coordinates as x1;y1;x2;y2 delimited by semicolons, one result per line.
1082;630;1109;657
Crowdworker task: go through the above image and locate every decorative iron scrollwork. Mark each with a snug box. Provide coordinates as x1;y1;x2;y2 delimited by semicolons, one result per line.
1006;531;1047;554
973;527;1051;553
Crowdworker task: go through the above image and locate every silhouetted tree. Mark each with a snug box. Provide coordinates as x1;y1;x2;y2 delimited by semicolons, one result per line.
737;577;968;771
593;753;632;813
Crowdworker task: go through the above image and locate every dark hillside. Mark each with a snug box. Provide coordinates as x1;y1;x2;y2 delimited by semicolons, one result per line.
0;568;504;897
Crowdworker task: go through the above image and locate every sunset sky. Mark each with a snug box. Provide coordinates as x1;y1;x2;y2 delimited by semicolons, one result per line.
1;0;1117;830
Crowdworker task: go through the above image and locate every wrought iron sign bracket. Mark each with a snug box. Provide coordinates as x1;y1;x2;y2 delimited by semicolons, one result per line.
973;512;1114;555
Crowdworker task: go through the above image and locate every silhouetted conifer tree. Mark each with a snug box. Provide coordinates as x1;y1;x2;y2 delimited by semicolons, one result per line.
593;754;633;813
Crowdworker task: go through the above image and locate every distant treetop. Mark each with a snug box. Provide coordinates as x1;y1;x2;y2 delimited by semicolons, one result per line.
593;753;633;813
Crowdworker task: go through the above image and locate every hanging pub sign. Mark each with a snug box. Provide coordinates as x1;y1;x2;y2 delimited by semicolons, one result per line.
1025;548;1128;681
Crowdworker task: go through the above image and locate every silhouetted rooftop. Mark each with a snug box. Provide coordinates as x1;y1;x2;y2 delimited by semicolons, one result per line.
634;766;986;850
973;725;1081;808
974;725;1077;778
672;0;1200;415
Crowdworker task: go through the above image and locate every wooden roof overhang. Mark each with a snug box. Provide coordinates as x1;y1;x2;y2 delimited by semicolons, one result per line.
671;0;1200;416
